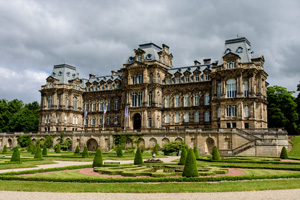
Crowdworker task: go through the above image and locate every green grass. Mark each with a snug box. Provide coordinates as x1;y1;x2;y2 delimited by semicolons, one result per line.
0;160;55;170
22;170;105;179
289;136;300;158
2;179;300;193
241;169;300;176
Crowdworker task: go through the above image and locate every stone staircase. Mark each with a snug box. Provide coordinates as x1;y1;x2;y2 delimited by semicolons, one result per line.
232;141;255;155
231;129;261;155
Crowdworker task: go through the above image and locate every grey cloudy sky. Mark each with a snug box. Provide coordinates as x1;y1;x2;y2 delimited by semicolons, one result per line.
0;0;300;103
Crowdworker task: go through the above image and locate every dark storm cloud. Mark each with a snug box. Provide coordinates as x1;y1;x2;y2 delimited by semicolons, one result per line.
0;0;300;103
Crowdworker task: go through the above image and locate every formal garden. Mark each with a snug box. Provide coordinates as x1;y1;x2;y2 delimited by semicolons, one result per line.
1;136;300;193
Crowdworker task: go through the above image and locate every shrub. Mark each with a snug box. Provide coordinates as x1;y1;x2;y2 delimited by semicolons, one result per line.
74;146;80;155
212;146;220;161
193;146;200;159
44;136;53;148
152;144;160;154
17;135;32;148
162;142;187;155
2;145;7;153
280;146;288;159
134;147;143;165
140;145;145;153
34;146;43;159
182;148;199;177
61;139;72;151
93;148;103;167
116;146;123;157
55;144;61;153
31;145;36;155
42;146;47;156
179;148;187;165
82;146;89;158
10;147;21;162
27;144;32;152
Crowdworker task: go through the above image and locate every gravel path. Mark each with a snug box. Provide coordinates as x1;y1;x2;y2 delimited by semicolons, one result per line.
1;190;300;200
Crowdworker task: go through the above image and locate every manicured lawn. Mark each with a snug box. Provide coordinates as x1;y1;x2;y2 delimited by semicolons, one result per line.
1;179;300;193
241;169;300;176
289;136;300;158
0;160;55;170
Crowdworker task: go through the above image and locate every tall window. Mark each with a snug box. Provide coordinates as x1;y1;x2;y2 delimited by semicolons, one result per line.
184;112;189;122
244;105;249;117
138;92;143;106
166;96;170;108
176;76;180;83
57;98;60;108
106;116;110;125
205;74;209;81
232;61;236;68
204;111;210;122
217;83;221;99
108;84;112;90
232;105;237;117
92;103;96;111
185;76;189;82
47;96;52;109
115;100;119;110
149;73;153;83
175;113;180;123
65;98;68;108
226;79;237;98
114;116;118;124
48;114;51;123
226;105;237;117
132;92;137;107
226;105;231;117
166;77;171;84
92;118;95;125
204;93;210;105
99;116;103;125
165;114;170;123
195;75;199;82
194;94;199;106
157;74;160;83
148;92;152;106
227;62;231;69
132;74;137;84
64;115;67;124
85;118;88;126
175;95;180;107
184;95;189;107
85;103;89;111
100;101;103;111
148;118;152;127
73;97;77;110
194;112;199;122
157;93;160;105
138;73;143;84
244;81;249;97
57;114;60;124
107;101;111;111
138;55;141;62
217;106;221;118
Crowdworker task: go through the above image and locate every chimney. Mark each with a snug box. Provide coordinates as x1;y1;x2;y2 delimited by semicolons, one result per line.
194;60;201;65
89;73;95;78
203;58;211;65
111;70;118;75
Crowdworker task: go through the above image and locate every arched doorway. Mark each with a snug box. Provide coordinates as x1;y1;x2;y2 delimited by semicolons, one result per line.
205;138;215;154
149;138;157;148
175;138;183;142
87;138;98;151
162;138;170;147
133;113;141;130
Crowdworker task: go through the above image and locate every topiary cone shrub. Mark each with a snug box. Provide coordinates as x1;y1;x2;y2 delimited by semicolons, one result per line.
116;146;123;157
34;146;43;159
82;146;89;158
182;148;199;177
179;148;187;165
27;144;32;152
74;146;80;155
93;148;103;167
134;147;143;165
2;145;7;154
280;146;288;159
152;144;159;154
55;144;61;153
212;146;220;161
31;145;36;155
193;146;200;159
10;147;21;162
42;146;47;156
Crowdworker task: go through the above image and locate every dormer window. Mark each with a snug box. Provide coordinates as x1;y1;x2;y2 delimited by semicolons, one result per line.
128;56;134;63
225;48;231;54
205;74;209;81
72;74;76;78
52;72;56;76
138;55;142;62
195;75;199;82
66;72;70;77
166;77;171;84
146;54;152;60
132;74;137;84
58;71;62;76
176;76;180;83
236;47;243;53
185;76;189;83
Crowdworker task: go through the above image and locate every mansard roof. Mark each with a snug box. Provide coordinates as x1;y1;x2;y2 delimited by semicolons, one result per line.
126;42;162;64
51;64;79;84
167;65;211;76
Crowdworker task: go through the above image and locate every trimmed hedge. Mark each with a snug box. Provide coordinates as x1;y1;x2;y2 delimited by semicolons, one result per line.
55;144;61;153
134;147;143;165
27;145;32;152
179;148;187;165
82;146;89;158
10;148;21;162
93;148;103;167
74;146;80;155
34;146;43;159
193;146;200;159
116;146;123;157
280;147;288;159
31;145;36;155
182;148;199;177
212;146;220;161
2;145;7;154
42;146;47;156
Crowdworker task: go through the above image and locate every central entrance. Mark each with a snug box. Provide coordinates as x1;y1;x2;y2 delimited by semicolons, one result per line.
133;113;141;130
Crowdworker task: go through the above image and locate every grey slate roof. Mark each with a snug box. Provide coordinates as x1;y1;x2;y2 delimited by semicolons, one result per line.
126;43;162;64
51;64;78;84
88;74;123;84
167;65;210;75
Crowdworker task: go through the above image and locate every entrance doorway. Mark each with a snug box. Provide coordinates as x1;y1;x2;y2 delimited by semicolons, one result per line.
133;113;141;130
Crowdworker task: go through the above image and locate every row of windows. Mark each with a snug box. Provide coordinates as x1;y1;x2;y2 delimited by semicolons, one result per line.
85;101;119;112
85;116;119;126
86;82;120;92
45;114;77;124
217;105;249;118
165;74;209;84
165;111;210;123
47;96;79;110
217;79;249;99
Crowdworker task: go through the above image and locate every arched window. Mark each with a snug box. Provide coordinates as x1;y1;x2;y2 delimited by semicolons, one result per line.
194;112;199;122
175;95;180;107
194;94;199;106
204;111;210;122
184;112;189;122
244;105;249;117
47;96;52;109
184;94;189;107
165;114;170;123
73;97;77;111
165;96;170;108
204;93;210;105
226;79;237;98
217;106;221;118
175;113;180;123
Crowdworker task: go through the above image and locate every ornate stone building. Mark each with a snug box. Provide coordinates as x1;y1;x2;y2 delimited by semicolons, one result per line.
0;36;286;156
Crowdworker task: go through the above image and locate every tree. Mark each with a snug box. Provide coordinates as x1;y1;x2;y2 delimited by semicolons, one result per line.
60;140;72;151
212;146;220;161
182;148;199;177
34;146;43;159
179;148;187;165
31;145;36;155
10;147;21;162
162;141;187;155
116;146;123;157
27;144;32;152
193;146;200;159
60;131;64;143
55;144;61;153
82;146;89;158
2;145;7;153
74;146;80;155
93;148;103;167
267;86;299;134
134;147;143;165
17;135;32;148
152;144;160;154
42;146;47;156
44;136;53;148
280;146;288;159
